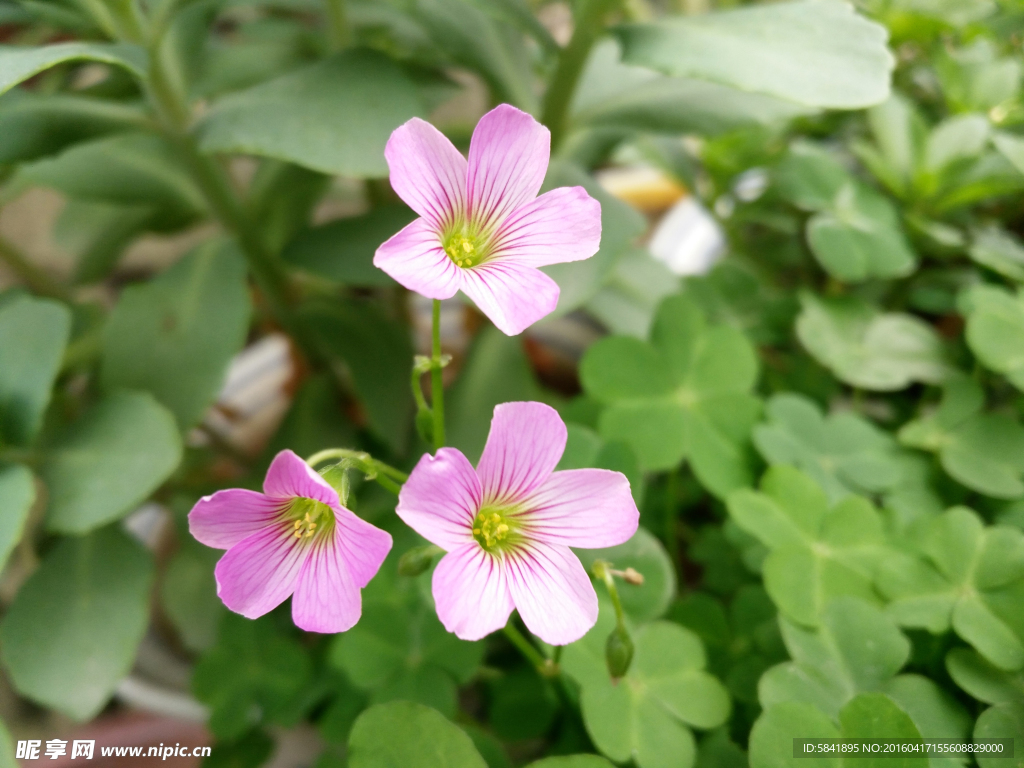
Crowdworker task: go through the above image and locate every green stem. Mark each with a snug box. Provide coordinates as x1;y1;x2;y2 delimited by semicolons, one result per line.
539;0;617;151
325;0;351;49
305;448;409;483
594;561;627;628
431;299;446;451
504;623;558;676
0;237;71;301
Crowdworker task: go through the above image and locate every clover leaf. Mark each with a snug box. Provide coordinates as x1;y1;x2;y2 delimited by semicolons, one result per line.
580;293;760;496
726;467;889;626
898;376;1024;498
877;506;1024;671
961;284;1024;392
947;648;1024;768
796;292;949;391
562;601;730;768
753;393;902;503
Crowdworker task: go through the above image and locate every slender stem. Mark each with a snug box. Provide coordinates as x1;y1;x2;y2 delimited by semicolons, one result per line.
431;299;446;450
0;237;71;301
504;624;558;676
306;448;409;482
411;364;430;414
594;561;627;627
325;0;351;50
539;0;617;151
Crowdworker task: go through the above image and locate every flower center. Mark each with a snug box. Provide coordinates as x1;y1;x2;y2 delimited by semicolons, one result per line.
472;505;520;551
286;497;333;541
443;232;484;268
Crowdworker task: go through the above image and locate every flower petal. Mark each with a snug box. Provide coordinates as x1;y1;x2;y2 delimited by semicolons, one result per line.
214;523;306;620
489;187;602;268
477;401;566;503
291;531;362;633
385;117;467;232
188;489;285;550
373;217;462;300
397;447;481;550
263;449;337;506
432;543;514;641
506;542;598;645
460;261;559;336
467;104;550;234
520;468;639;548
332;507;392;588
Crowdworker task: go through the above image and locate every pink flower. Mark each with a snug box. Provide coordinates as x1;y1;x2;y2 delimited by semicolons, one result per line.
374;104;602;336
189;450;392;633
396;402;639;645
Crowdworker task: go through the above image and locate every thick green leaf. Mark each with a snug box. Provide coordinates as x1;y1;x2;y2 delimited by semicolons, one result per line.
898;377;1024;498
727;467;888;625
43;391;182;533
571;40;814;136
0;43;146;95
282;206;414;286
753;393;901;503
102;240;251;430
17;133;207;229
581;294;760;495
796;292;949;391
348;701;487;768
613;1;893;109
563;607;730;768
0;294;70;445
0;526;153;720
0;463;33;573
300;298;414;450
876;506;1024;670
962;284;1024;392
196;50;425;177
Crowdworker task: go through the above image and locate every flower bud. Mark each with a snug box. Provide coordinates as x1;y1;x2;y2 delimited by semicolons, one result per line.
415;408;435;444
398;544;441;577
606;624;634;680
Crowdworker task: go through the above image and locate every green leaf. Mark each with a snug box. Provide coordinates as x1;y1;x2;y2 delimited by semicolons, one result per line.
898;377;1024;498
774;143;851;212
488;666;559;741
993;132;1024;176
102;240;251;430
196;50;426;177
162;535;224;653
975;703;1024;768
796;292;949;391
527;759;616;768
540;160;646;317
447;327;539;463
17;133;207;230
753;393;901;503
613;0;893;109
0;43;146;95
571;40;814;137
300;298;414;451
758;597;909;718
806;185;917;283
193;613;313;740
55;200;155;284
727;467;888;626
969;226;1024;282
282;206;414;286
581;294;760;495
838;693;926;768
563;609;730;768
876;506;1024;670
749;702;839;768
0;720;14;768
946;647;1024;706
266;374;355;460
42;391;183;534
574;526;676;622
329;596;484;718
962;284;1024;392
0;463;34;573
0;91;149;164
347;701;488;768
0;294;70;445
0;525;153;720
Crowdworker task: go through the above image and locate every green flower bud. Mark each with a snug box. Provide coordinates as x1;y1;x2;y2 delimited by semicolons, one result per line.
398;544;441;577
606;624;634;680
415;408;435;444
